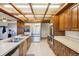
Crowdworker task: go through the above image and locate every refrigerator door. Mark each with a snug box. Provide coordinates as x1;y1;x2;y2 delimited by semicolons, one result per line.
31;23;41;42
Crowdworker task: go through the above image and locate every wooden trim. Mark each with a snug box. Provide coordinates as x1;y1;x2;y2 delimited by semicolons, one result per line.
43;3;50;20
29;3;36;19
11;13;54;15
0;7;24;22
9;3;28;21
55;3;76;15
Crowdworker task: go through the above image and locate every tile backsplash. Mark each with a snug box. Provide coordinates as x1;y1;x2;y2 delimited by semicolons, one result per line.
65;31;79;39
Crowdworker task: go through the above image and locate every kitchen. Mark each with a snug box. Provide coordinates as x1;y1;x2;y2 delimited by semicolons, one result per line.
0;3;79;56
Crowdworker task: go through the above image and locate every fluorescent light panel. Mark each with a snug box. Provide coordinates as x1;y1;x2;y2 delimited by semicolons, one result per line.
15;4;29;8
45;15;51;17
32;5;48;8
25;15;34;17
4;4;13;8
35;15;44;17
49;5;60;8
49;3;62;8
4;4;29;8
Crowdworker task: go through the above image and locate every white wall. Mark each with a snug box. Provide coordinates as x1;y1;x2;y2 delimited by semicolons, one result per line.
41;23;50;37
65;31;79;39
8;22;17;35
0;12;17;39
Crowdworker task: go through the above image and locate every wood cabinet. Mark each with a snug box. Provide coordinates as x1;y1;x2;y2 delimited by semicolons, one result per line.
11;37;32;56
22;39;28;56
53;15;65;36
64;9;72;30
11;48;19;56
27;37;32;50
19;37;32;56
55;4;79;31
17;20;25;35
59;13;65;31
53;39;79;56
71;5;78;30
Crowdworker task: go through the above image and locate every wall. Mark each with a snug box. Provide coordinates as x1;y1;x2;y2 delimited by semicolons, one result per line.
65;31;79;39
0;12;17;39
8;22;17;35
41;23;50;38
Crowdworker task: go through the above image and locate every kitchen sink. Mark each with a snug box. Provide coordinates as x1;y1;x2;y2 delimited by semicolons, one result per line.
7;38;24;43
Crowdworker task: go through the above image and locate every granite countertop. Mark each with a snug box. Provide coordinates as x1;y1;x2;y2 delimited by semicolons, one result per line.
54;36;79;53
0;35;30;56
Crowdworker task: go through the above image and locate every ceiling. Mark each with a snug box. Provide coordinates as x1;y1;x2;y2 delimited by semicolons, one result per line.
0;3;64;22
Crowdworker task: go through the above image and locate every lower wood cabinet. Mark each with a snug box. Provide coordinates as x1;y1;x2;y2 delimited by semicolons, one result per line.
53;39;79;56
11;37;32;56
11;48;19;56
27;37;32;50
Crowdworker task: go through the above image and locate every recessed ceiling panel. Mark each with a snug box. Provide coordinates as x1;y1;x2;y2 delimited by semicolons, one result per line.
32;3;48;14
25;15;34;18
14;3;32;14
47;3;63;14
2;3;20;13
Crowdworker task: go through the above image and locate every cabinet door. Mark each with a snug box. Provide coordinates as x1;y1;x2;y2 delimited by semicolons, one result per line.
70;50;79;56
59;13;65;31
53;16;59;31
64;9;72;30
23;40;27;56
19;43;23;56
11;48;19;56
71;6;78;30
78;5;79;30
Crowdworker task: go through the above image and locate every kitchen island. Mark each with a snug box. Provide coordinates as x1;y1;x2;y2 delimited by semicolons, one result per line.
53;36;79;56
0;35;32;56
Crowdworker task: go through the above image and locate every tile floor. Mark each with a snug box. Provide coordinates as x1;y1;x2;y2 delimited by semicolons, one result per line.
27;39;55;56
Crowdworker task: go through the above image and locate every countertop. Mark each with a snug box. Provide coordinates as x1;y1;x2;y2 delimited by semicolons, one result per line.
0;35;30;56
54;36;79;53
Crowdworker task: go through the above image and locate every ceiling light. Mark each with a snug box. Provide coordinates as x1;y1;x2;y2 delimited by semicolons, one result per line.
50;5;60;8
18;15;24;17
15;5;29;8
45;15;51;17
4;5;13;8
35;15;44;17
33;5;47;8
25;15;34;18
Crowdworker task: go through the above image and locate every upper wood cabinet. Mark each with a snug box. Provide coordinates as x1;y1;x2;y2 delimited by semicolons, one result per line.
71;5;78;30
59;13;65;31
64;9;72;30
78;5;79;30
53;16;59;31
17;20;25;35
58;4;79;31
53;15;65;36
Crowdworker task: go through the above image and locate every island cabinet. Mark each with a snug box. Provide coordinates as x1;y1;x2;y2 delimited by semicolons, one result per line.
53;39;79;56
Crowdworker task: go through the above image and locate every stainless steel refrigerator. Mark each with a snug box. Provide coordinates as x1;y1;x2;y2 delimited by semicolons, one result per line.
31;23;41;42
